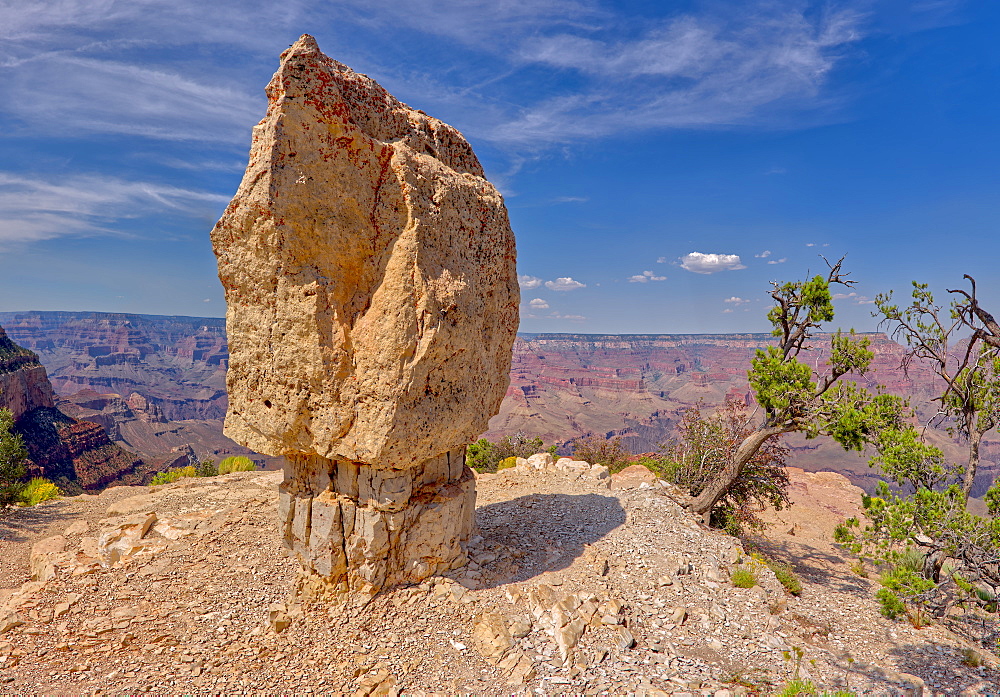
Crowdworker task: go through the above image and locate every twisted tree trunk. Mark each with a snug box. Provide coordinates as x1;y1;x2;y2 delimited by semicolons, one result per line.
687;424;790;519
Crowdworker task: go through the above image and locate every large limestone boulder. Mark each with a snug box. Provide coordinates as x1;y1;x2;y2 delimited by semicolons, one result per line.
211;35;518;597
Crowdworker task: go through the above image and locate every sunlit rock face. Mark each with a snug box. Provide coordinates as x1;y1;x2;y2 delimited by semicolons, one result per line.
211;35;518;597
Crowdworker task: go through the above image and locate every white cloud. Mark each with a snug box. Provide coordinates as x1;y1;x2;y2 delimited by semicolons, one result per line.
545;277;586;291
518;275;544;289
551;196;588;203
489;6;866;146
724;296;749;305
767;258;788;265
528;298;549;309
202;298;211;302
755;250;772;258
806;242;817;247
679;252;746;274
1;55;261;143
656;256;668;264
551;312;586;320
628;270;667;283
833;291;874;305
0;172;228;246
722;308;734;313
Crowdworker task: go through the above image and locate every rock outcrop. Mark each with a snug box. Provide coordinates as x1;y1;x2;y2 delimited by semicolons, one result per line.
0;323;149;491
211;35;518;596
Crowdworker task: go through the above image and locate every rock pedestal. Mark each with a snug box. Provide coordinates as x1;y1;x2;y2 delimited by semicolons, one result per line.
281;448;475;597
211;35;518;598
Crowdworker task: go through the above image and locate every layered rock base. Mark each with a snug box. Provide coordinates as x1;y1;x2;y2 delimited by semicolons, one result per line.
279;448;476;600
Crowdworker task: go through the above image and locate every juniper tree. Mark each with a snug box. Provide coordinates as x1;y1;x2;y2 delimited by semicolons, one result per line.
876;281;1000;500
688;258;904;518
0;407;28;507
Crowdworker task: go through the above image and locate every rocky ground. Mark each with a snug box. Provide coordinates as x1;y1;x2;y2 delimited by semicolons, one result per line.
1;461;998;695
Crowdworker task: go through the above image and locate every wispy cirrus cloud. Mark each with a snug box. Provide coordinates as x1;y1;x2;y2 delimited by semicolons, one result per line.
2;55;261;143
0;173;228;246
487;4;867;146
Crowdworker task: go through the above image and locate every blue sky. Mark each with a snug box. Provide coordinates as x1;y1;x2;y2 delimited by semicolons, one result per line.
0;0;997;334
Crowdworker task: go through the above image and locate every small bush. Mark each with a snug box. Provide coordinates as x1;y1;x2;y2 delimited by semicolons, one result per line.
731;567;758;588
497;456;518;471
466;433;550;473
769;560;803;596
196;458;219;477
218;456;256;474
572;434;632;472
0;407;28;507
876;588;906;619
18;478;61;506
961;648;983;668
151;465;198;486
777;679;817;697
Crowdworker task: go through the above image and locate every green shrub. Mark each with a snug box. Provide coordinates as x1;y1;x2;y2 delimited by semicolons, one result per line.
497;456;518;470
218;456;256;474
196;458;219;477
777;679;817;697
730;567;758;588
768;559;803;596
18;477;61;506
151;465;198;486
0;407;28;507
466;432;549;473
875;587;906;619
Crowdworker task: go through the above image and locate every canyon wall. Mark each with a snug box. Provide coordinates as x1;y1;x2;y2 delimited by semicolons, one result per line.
4;314;990;496
0;323;150;490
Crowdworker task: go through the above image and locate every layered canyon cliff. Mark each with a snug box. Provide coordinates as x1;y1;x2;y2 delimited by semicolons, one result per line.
0;322;149;490
3;312;993;496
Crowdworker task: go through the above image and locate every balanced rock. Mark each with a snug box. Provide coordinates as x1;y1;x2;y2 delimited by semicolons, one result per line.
211;35;518;597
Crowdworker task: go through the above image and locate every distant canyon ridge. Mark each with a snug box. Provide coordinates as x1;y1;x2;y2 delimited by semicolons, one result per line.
1;311;995;496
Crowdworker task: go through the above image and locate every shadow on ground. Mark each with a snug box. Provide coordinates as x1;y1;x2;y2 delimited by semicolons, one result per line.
0;500;75;546
474;492;625;589
748;534;872;597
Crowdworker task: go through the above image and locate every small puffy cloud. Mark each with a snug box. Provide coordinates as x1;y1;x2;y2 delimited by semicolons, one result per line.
833;292;874;305
722;308;734;313
518;274;543;289
806;242;816;247
528;298;549;309
679;252;746;274
551;312;586;320
551;196;588;203
755;250;772;258
767;258;787;265
628;270;667;283
724;296;749;305
202;298;211;303
545;277;586;291
656;256;668;264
